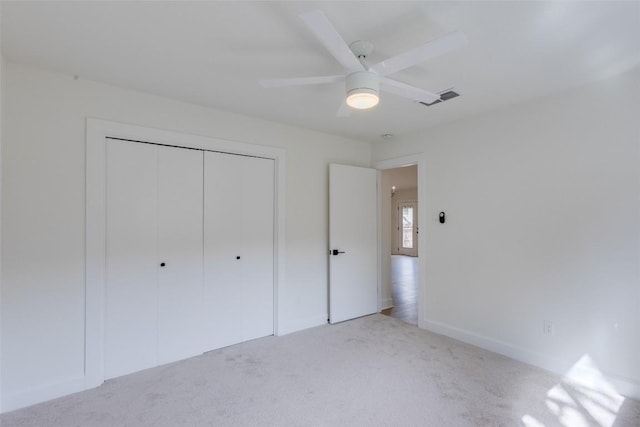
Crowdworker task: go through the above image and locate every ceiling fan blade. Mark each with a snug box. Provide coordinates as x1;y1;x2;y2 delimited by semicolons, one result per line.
260;75;344;88
299;10;364;72
370;31;468;76
336;101;351;117
380;77;440;104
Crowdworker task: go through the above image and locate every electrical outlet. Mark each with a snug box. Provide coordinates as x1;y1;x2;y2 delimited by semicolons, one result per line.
543;320;555;336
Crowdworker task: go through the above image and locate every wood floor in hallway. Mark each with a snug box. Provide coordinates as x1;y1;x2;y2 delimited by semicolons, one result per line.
381;255;418;325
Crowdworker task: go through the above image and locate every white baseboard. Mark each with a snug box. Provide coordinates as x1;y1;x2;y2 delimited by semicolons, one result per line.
603;374;640;401
421;319;640;400
1;375;97;414
277;313;327;336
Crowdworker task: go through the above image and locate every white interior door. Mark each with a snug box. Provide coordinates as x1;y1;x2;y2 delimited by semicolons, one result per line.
203;151;240;350
203;152;274;350
105;140;158;378
398;201;418;257
239;156;275;341
106;141;204;378
157;146;204;364
329;164;378;324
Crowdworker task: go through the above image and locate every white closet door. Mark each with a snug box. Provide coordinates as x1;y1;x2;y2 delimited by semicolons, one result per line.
203;152;274;350
157;146;204;364
105;139;158;379
203;152;241;349
240;156;274;341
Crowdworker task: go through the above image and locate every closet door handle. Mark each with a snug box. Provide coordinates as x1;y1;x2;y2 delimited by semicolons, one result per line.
160;262;166;267
236;256;241;260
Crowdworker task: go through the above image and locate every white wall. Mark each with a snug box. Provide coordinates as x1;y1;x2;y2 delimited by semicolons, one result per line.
0;62;371;410
373;68;640;398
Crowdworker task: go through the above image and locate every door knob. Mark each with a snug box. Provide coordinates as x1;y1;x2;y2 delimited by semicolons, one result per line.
331;249;346;256
160;262;166;267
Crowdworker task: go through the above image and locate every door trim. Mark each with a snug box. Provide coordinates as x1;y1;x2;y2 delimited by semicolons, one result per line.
86;118;286;389
375;154;426;327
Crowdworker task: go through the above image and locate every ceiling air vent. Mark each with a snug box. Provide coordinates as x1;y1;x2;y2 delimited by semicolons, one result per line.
419;89;460;107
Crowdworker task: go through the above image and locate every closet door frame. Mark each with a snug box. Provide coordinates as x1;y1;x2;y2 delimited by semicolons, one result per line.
86;118;286;389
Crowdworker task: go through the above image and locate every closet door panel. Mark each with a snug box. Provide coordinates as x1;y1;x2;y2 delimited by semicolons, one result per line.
203;151;244;350
157;146;204;364
105;140;158;379
240;156;274;341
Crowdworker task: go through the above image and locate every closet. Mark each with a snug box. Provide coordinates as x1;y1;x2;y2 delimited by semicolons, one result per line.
203;151;274;350
105;139;274;379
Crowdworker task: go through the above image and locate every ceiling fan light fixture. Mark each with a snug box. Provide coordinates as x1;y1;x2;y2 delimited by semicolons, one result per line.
346;89;379;109
346;71;379;110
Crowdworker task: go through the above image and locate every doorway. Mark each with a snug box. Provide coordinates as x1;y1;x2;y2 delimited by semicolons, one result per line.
381;255;419;325
379;164;419;326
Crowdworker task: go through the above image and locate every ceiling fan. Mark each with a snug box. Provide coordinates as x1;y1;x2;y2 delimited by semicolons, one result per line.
260;10;468;116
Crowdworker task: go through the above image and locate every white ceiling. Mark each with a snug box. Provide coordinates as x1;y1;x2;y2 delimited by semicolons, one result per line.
2;1;639;143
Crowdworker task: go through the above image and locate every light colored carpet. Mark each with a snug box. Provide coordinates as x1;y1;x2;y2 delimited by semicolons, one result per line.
2;314;638;426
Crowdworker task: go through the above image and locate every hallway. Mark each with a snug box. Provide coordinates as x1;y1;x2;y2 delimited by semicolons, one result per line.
381;255;418;325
